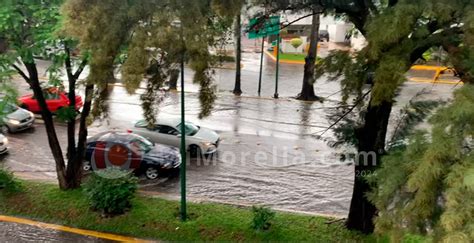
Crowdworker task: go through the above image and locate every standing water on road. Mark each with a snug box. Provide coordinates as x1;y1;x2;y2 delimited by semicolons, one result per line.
3;56;457;218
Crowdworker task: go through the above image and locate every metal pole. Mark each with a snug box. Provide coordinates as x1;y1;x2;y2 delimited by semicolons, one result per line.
258;37;265;96
274;33;280;99
179;31;187;222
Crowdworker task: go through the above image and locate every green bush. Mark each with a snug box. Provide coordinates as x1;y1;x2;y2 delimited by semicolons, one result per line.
290;38;303;49
251;206;275;231
0;168;22;194
83;168;138;216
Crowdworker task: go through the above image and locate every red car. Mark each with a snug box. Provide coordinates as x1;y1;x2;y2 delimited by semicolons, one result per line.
19;87;83;113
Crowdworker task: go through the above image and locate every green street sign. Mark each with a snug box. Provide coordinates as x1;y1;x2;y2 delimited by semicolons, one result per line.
248;16;280;39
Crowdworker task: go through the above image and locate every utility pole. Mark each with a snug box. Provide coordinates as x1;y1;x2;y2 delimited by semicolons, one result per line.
258;37;265;96
274;33;280;99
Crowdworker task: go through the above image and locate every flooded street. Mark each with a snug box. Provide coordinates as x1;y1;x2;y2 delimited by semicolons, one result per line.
0;54;459;218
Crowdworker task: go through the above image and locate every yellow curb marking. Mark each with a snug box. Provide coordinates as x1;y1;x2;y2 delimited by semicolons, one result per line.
408;77;462;85
411;65;449;71
409;65;464;84
0;215;150;242
263;50;305;64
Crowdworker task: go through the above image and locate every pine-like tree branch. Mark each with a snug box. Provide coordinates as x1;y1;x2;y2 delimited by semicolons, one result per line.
319;89;371;136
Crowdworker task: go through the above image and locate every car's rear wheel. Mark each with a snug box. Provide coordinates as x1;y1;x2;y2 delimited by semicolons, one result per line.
145;167;160;180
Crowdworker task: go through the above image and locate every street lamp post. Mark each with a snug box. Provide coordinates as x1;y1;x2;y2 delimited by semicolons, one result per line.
180;50;187;221
173;20;187;222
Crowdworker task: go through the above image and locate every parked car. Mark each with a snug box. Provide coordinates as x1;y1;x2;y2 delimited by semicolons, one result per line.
129;118;220;156
319;30;330;42
18;87;83;113
0;133;8;155
83;132;181;180
0;102;35;133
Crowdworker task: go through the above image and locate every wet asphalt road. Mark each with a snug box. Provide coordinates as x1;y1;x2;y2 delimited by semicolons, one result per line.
0;51;460;218
0;222;113;242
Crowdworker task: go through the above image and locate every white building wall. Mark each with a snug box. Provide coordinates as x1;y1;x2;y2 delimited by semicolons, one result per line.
280;13;351;43
280;12;346;26
328;24;352;42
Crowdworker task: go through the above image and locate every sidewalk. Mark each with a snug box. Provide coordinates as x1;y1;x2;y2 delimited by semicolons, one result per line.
0;215;149;242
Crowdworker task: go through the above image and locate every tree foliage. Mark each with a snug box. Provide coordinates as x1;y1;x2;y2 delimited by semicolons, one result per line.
0;0;63;63
63;0;236;120
0;0;93;189
369;85;474;242
316;0;473;104
255;0;474;233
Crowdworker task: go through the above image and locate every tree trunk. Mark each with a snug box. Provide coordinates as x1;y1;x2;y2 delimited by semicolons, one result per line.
24;61;68;190
64;46;77;164
296;12;320;101
66;84;94;189
346;99;393;234
63;44;92;189
233;13;242;96
169;68;179;90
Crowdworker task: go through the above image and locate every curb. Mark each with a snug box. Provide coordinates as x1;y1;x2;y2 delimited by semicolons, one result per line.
0;215;151;242
263;50;306;65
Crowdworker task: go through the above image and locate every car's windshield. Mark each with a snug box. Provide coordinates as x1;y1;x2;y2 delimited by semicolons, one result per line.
131;136;154;153
176;122;199;136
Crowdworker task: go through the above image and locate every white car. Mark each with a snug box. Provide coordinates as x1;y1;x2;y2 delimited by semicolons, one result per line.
1;103;35;133
0;134;8;154
129;118;220;156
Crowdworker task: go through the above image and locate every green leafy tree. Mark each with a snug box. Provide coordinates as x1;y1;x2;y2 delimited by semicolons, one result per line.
63;0;236;121
0;0;92;189
256;0;473;233
369;85;474;242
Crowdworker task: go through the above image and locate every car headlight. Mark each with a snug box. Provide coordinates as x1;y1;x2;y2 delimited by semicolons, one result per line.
8;119;20;125
201;142;214;147
2;137;8;145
